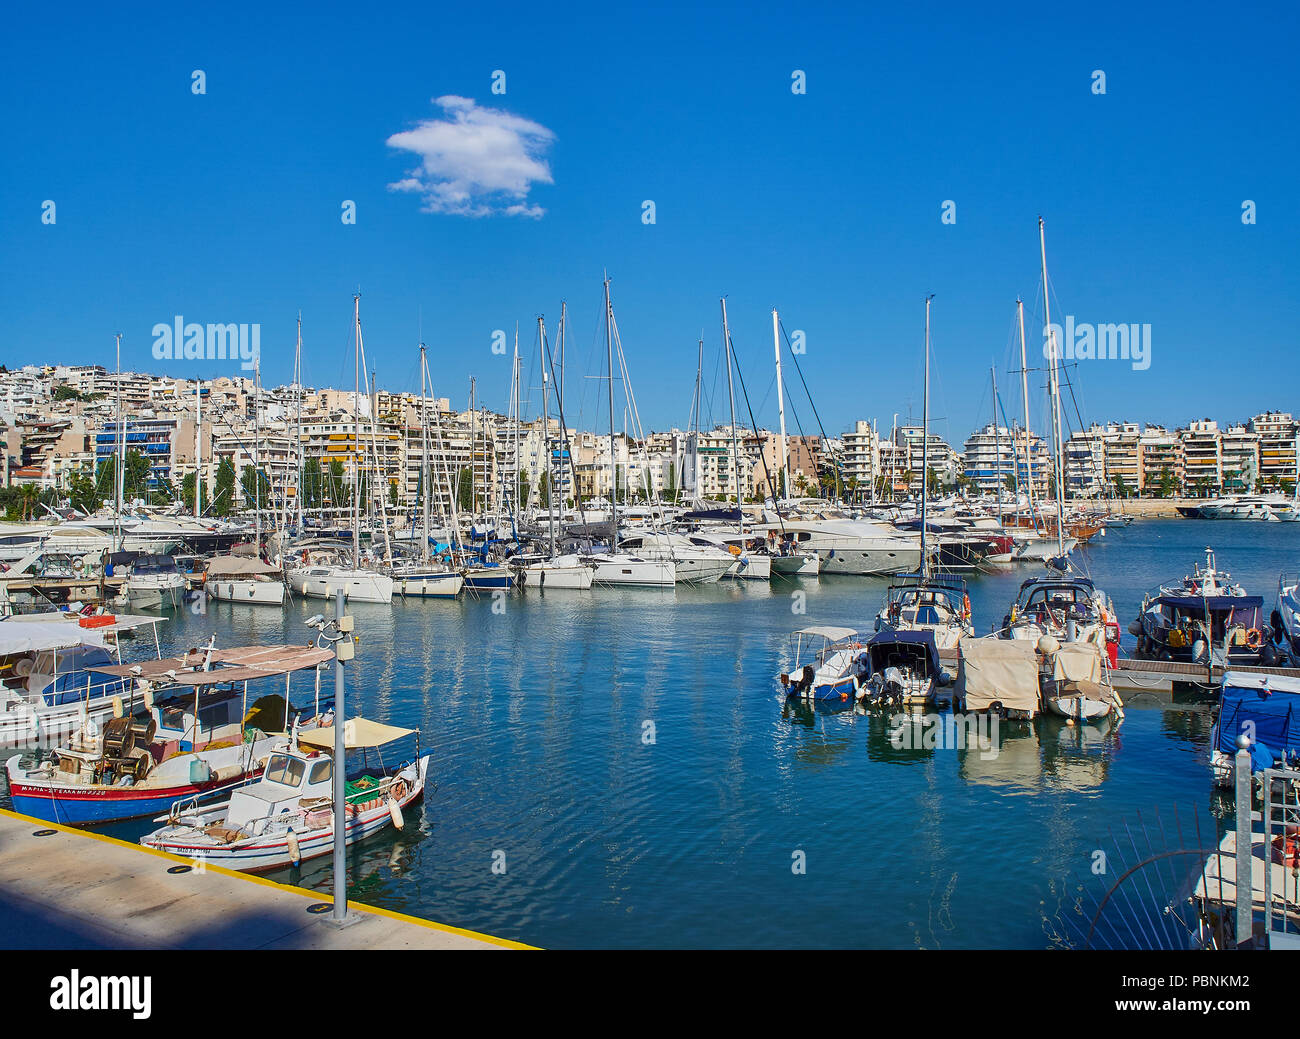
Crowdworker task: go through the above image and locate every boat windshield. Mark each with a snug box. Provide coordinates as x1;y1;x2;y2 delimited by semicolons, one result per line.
263;753;306;787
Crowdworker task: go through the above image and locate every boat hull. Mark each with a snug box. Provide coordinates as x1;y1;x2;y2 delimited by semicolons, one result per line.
206;579;286;605
393;572;465;598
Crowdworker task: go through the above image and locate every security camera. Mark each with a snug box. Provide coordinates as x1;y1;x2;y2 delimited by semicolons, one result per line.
305;614;325;628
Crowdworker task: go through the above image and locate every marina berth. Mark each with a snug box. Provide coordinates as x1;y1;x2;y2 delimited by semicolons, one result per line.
779;626;868;705
1209;671;1300;786
858;629;948;709
953;638;1041;720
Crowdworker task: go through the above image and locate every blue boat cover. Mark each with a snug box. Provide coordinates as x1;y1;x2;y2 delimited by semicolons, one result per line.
1156;595;1263;612
1217;672;1300;769
867;629;941;676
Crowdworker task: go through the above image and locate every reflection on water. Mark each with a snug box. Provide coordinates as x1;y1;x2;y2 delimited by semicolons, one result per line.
0;520;1293;948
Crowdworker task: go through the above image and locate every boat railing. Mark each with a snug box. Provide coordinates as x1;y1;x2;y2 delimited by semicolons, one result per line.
1258;765;1300;946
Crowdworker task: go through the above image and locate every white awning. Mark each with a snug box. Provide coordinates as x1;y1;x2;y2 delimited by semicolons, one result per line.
298;717;416;751
794;626;859;643
0;620;105;656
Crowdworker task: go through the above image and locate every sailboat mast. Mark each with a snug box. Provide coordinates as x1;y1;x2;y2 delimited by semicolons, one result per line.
921;295;933;581
253;356;261;547
194;378;202;520
772;308;788;503
419;342;431;564
720;298;743;534
114;332;123;552
1039;216;1065;555
352;294;361;563
604;275;618;544
1017;298;1038;531
294;314;304;534
991;365;1004;525
539;316;554;557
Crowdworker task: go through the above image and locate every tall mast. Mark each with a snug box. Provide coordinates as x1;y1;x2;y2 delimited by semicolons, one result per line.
194;378;202;520
114;332;123;551
604;274;618;544
468;377;477;521
921;295;933;580
557;302;567;514
721;298;743;533
419;341;431;563
692;337;703;499
991;365;1004;525
352;294;361;562
539;316;554;557
1017;298;1038;532
253;356;261;547
772;308;788;504
1039;216;1065;555
294;313;303;534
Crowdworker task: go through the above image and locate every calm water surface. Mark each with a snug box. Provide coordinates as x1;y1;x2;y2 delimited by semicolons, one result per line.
8;519;1298;948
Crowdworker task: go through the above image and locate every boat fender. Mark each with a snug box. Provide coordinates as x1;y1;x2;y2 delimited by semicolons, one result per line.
111;696;123;719
387;797;405;830
286;827;301;867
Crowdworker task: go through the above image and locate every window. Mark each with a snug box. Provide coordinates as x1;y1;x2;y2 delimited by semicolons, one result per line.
309;760;333;785
264;754;305;786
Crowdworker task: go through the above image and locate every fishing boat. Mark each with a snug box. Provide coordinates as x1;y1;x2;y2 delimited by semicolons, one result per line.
859;629;948;709
140;717;429;873
0;614;162;748
778;626;869;704
1210;671;1300;786
204;554;287;605
4;643;334;825
1132;550;1265;666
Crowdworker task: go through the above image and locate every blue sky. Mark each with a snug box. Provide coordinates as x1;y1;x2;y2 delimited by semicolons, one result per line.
2;1;1296;449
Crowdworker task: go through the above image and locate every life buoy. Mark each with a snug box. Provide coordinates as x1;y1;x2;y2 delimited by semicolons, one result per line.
962;594;971;618
1246;628;1264;650
1273;830;1300;868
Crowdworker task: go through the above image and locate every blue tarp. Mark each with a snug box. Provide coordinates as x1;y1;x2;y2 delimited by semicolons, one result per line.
1217;679;1300;770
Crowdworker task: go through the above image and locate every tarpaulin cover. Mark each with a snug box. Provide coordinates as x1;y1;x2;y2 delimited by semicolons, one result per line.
957;638;1040;713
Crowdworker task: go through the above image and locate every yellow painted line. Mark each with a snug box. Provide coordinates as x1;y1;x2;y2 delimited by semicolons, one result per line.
0;806;537;950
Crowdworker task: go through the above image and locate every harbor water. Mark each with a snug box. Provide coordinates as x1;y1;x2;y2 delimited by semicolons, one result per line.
5;519;1296;948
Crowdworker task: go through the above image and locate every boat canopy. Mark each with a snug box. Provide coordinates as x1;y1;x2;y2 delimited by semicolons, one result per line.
794;626;859;643
957;639;1039;713
0;620;105;655
298;717;415;751
1217;671;1300;770
867;629;941;675
86;645;334;685
205;555;281;577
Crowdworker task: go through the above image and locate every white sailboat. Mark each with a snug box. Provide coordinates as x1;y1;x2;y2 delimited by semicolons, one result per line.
286;296;394;604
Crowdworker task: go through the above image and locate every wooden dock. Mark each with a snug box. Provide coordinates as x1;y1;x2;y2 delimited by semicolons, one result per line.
0;807;533;950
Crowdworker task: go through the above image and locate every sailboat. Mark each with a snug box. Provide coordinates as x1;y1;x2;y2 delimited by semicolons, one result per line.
517;311;595;590
286;295;394;604
873;296;974;653
586;276;676;588
1001;219;1118;722
389;340;465;598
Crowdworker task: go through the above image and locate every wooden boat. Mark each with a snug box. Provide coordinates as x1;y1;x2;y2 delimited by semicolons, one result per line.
5;643;334;825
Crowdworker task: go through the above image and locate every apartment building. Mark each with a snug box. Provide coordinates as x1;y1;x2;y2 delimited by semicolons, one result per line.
1248;411;1299;489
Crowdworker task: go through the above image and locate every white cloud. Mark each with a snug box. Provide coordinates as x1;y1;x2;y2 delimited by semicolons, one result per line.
385;96;555;218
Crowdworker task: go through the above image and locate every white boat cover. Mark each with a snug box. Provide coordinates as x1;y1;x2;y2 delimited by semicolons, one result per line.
0;620;105;655
957;638;1040;713
204;555;281;577
1051;642;1105;683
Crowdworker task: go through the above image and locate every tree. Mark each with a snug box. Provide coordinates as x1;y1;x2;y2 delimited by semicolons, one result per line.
536;472;550;509
52;385;84;402
241;464;271;511
389;480;399;508
665;460;677;502
68;466;101;514
456;467;473;511
180;472;197;512
1112;473;1128;499
1157;466;1174;499
212;457;236;517
327;459;346;507
518;468;531;511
